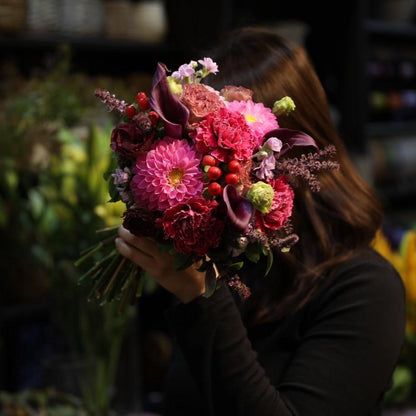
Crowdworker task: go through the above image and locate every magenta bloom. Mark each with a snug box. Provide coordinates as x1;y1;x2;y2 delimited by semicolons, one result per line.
130;138;203;211
226;100;279;146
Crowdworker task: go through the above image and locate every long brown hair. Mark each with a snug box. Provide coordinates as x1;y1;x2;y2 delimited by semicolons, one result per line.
206;26;383;324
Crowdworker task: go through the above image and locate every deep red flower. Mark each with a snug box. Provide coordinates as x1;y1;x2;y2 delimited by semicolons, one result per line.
110;120;153;159
122;205;159;237
156;198;224;256
255;175;294;233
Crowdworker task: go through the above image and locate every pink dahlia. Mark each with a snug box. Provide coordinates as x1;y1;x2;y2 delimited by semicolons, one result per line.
156;198;224;256
191;107;257;162
255;175;294;234
226;100;279;146
130;138;203;211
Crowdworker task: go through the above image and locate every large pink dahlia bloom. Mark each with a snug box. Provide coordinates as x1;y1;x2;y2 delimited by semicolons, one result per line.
130;138;203;211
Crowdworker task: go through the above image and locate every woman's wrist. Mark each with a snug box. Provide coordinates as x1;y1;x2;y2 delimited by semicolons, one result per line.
176;286;206;304
173;268;207;304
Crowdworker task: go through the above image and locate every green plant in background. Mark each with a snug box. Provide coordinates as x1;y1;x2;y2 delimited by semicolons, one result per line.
373;230;416;407
39;123;130;416
0;45;152;414
0;388;88;416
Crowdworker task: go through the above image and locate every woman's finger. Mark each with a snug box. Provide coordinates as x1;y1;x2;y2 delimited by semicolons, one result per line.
117;225;157;254
115;237;153;268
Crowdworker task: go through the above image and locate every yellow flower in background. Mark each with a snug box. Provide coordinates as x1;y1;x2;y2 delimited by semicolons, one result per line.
401;230;416;303
373;228;416;337
372;229;403;275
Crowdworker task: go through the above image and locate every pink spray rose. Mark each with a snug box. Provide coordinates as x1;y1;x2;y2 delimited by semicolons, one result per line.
181;84;224;125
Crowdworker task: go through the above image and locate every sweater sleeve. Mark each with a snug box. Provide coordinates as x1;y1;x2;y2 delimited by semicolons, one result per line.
167;253;406;416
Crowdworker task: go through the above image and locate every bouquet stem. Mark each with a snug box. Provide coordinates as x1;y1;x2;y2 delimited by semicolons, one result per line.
75;234;117;267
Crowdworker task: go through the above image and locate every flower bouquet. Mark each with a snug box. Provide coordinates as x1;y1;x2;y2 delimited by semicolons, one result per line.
76;58;339;310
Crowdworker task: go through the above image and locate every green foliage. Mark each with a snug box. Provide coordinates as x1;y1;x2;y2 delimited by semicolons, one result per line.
0;389;89;416
384;365;414;406
0;46;152;415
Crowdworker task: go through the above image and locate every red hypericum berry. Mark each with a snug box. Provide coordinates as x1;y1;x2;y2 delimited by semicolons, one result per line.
207;166;222;181
208;182;222;196
135;92;151;111
202;155;217;167
225;173;239;185
125;105;137;118
148;110;159;125
228;159;241;173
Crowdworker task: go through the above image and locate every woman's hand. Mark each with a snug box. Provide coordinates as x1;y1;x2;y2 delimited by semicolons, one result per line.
115;225;207;303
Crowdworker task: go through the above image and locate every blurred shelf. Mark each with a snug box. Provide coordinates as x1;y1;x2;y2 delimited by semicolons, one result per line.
364;19;416;38
0;32;177;54
0;32;189;75
366;121;416;136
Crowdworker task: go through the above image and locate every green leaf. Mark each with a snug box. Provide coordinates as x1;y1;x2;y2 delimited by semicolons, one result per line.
245;243;262;263
229;261;244;270
107;178;121;203
265;249;274;276
203;261;219;298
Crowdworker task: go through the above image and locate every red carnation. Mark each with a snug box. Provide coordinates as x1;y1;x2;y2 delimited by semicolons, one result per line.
255;175;294;233
156;198;224;256
191;107;257;162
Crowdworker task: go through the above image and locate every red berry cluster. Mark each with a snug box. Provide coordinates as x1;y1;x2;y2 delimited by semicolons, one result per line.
202;155;242;197
125;91;159;126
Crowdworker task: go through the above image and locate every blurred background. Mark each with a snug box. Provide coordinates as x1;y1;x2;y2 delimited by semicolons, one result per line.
0;0;415;414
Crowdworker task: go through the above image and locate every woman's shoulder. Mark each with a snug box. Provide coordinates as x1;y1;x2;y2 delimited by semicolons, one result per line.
310;247;405;312
336;247;402;283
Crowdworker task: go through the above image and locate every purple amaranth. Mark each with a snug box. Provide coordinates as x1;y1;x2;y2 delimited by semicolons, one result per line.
227;274;251;299
245;223;299;251
94;89;127;115
268;233;299;250
274;145;339;192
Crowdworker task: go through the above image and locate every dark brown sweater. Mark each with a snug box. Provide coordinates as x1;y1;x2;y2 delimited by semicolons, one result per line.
163;249;406;415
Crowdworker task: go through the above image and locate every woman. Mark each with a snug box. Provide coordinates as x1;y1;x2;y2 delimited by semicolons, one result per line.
116;27;406;415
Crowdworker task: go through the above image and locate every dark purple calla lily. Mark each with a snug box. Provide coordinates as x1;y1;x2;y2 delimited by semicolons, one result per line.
223;185;253;231
264;128;318;156
149;62;190;139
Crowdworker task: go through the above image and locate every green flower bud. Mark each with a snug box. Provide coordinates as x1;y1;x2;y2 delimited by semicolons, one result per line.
246;181;274;214
167;76;183;95
272;96;296;116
